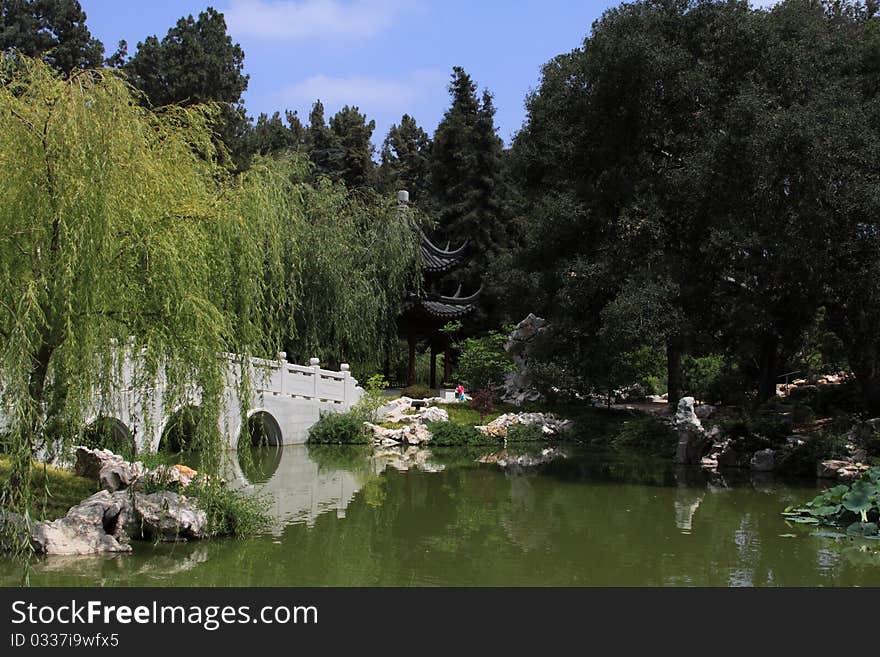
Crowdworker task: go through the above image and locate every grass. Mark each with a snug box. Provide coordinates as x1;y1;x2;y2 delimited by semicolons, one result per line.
0;455;98;521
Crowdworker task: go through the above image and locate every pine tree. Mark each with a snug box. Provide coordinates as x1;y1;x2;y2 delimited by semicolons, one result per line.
429;67;506;283
0;0;104;75
379;114;432;202
329;105;377;190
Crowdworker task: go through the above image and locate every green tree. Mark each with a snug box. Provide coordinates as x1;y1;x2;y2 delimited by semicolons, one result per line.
329;105;377;190
0;0;104;75
249;110;306;157
430;67;507;281
305;99;338;180
0;58;284;513
379;114;432;201
123;7;250;167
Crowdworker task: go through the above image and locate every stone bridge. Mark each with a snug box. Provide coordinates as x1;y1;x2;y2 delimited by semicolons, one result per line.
86;351;363;454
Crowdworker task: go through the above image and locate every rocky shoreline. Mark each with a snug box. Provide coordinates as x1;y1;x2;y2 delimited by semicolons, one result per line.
2;447;211;556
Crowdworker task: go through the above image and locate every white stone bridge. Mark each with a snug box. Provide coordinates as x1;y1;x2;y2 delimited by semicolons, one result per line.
86;351;363;454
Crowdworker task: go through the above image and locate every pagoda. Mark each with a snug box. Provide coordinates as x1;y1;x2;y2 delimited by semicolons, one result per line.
396;191;480;388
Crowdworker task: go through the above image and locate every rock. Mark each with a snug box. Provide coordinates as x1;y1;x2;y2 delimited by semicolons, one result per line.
673;398;708;465
817;459;870;482
30;491;132;555
133;491;207;542
477;412;571;438
363;422;432;446
145;464;198;490
75;446;146;492
417;406;449;423
750;448;776;472
501;314;549;405
376;397;414;421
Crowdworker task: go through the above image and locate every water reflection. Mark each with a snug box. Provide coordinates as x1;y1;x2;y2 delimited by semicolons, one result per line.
4;442;880;586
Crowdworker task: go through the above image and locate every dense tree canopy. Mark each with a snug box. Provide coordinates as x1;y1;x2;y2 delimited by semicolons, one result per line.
0;57;420;515
0;0;103;74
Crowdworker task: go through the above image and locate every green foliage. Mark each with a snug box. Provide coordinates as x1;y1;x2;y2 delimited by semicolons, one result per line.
717;411;793;445
379;114;432;201
507;423;544;442
783;469;880;536
402;384;432;399
454;329;516;392
0;0;104;75
682;355;726;404
352;374;389;423
426;421;488;446
307;411;369;444
776;433;850;477
610;416;677;455
190;483;271;539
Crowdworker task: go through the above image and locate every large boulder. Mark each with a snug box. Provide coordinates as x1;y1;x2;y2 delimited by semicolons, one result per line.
30;491;132;555
133;492;207;542
75;446;145;492
501;314;549;406
673;397;709;465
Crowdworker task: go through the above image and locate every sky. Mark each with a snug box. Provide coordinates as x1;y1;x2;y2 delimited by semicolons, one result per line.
78;0;780;148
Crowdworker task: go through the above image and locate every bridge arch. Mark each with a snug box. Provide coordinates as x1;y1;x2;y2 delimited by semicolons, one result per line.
233;410;284;484
158;404;201;454
83;416;136;458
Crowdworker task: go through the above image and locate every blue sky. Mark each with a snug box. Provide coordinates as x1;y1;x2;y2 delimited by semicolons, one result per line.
79;1;779;148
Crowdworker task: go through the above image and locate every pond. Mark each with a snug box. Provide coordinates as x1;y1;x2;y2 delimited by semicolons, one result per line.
3;443;880;586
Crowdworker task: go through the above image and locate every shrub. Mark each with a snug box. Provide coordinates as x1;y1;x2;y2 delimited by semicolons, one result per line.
718;411;793;445
402;384;432;399
427;421;487;446
190;483;271;538
507;423;544;442
776;433;850;476
307;411;368;444
353;373;389;422
454;329;516;392
611;416;677;454
472;389;495;422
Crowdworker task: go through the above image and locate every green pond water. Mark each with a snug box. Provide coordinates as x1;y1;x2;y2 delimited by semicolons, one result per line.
3;442;880;586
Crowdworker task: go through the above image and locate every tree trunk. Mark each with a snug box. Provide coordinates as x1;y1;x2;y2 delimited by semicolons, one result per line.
756;334;779;402
666;335;683;410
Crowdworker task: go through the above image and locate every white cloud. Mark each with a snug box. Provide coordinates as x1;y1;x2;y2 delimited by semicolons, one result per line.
281;69;446;110
226;0;411;42
749;0;781;8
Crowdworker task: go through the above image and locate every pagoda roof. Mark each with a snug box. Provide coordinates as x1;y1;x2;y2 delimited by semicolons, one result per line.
403;286;482;321
420;230;468;274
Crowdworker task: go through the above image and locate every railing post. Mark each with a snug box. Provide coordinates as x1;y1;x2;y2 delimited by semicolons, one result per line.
310;357;320;399
278;352;287;395
341;363;350;406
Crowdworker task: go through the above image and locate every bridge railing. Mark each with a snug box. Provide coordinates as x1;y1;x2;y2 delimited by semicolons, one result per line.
246;353;361;408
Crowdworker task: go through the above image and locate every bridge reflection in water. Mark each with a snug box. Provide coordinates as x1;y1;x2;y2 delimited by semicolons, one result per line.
222;434;364;534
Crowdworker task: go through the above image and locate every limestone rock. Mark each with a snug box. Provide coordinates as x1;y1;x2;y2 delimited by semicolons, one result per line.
417;406;449;423
75;446;146;492
477;412;571;438
501;313;548;406
133;492;207;542
673;397;708;465
817;459;870;482
30;491;132;555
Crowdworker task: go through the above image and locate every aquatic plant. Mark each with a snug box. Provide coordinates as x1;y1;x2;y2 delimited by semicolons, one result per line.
782;468;880;537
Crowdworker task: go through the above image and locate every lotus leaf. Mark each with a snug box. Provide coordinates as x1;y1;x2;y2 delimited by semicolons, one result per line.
845;522;879;537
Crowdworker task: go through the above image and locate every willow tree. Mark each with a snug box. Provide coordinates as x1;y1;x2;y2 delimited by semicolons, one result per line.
0;56;291;512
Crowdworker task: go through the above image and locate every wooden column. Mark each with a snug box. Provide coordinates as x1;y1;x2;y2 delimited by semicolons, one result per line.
429;342;437;390
443;343;452;386
407;316;416;387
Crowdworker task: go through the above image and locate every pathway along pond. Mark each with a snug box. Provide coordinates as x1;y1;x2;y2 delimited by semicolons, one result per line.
3;443;880;586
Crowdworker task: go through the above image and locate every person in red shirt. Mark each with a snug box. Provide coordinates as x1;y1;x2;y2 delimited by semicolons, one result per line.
455;384;466;402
